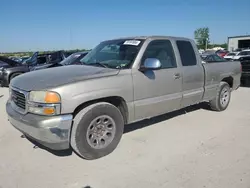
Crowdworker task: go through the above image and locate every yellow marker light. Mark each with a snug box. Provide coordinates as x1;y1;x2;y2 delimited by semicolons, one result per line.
45;92;61;103
43;107;55;115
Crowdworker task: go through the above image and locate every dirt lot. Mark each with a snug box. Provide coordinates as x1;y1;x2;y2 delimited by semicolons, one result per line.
0;87;250;188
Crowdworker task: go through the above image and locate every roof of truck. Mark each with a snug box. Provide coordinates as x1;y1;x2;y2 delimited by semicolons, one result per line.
105;36;192;42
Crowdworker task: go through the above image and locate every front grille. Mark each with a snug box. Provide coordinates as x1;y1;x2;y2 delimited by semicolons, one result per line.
12;89;26;110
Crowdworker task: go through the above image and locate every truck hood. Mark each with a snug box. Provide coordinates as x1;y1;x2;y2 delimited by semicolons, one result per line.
11;65;120;91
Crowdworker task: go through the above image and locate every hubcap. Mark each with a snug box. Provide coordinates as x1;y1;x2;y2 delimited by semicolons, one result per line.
220;87;230;107
86;115;116;149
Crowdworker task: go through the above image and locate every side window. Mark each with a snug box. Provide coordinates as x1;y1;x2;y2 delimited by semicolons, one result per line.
176;40;197;66
141;40;177;69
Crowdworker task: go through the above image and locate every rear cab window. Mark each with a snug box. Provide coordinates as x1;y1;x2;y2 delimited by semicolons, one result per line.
176;40;197;66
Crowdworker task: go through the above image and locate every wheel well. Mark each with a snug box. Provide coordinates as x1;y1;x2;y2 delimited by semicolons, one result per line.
73;96;129;124
8;72;23;82
222;76;233;88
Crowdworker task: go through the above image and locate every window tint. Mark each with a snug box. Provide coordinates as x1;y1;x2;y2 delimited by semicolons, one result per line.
141;40;177;69
176;40;197;66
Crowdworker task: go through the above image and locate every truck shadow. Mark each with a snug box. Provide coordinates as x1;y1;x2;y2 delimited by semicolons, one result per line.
124;102;210;133
24;136;73;157
24;102;210;157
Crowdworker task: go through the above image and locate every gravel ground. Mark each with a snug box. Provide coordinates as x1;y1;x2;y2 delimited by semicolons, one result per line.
0;87;250;188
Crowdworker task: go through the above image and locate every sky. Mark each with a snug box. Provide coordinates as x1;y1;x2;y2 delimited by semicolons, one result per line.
0;0;250;52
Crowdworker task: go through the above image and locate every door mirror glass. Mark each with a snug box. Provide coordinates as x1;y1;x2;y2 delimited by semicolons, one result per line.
142;58;161;70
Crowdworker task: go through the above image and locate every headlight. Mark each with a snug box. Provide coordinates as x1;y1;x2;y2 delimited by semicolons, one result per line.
28;91;61;115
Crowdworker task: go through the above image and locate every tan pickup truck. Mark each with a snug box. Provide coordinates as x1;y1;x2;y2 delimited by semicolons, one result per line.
6;36;241;160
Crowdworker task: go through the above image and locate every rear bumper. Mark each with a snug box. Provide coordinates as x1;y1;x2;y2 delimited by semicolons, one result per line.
6;100;73;150
241;72;250;81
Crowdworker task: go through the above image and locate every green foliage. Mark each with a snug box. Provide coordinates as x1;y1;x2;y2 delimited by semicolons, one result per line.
206;43;228;50
194;27;210;49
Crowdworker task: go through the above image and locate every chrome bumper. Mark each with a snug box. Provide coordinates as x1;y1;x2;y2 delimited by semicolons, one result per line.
6;100;73;150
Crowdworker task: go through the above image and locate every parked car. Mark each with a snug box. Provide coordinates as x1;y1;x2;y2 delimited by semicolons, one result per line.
201;50;216;58
20;56;30;63
223;52;239;60
232;49;250;60
201;54;227;63
32;51;89;71
9;56;22;63
239;56;250;85
0;51;67;87
233;48;243;52
216;50;229;58
6;36;241;160
0;56;24;86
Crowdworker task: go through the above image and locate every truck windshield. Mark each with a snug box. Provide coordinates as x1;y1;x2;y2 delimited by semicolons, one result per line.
80;39;144;69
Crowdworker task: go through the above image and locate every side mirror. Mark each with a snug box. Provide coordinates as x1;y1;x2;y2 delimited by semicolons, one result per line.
140;58;161;71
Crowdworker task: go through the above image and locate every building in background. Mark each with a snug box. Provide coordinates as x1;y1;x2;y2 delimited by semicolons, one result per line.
228;35;250;51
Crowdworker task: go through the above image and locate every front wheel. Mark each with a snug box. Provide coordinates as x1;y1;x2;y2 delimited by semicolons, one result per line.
70;102;124;160
209;81;231;111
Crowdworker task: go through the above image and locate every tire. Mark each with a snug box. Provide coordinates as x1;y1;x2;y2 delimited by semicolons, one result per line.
9;73;22;84
209;81;231;111
70;102;124;160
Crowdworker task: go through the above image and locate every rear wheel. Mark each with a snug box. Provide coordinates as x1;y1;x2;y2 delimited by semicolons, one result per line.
209;81;231;111
70;102;124;160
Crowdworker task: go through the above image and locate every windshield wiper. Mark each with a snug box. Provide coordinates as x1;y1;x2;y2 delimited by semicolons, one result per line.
81;61;108;68
92;62;108;68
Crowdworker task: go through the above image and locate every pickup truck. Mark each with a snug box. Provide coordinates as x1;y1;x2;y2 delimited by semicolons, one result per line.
6;36;241;160
239;56;250;85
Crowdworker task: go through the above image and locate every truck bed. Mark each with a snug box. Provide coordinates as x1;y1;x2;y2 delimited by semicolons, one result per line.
202;60;241;101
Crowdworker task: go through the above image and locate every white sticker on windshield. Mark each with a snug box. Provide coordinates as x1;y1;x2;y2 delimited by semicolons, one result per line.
123;40;141;46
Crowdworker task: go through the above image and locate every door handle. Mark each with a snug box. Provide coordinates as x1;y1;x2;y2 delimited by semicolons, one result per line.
174;73;181;79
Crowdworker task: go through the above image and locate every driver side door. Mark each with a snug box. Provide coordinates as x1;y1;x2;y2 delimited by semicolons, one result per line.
132;39;183;120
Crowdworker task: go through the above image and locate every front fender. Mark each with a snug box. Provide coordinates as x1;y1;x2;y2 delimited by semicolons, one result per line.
63;88;130;112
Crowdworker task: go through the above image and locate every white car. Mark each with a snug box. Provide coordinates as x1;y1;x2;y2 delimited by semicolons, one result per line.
224;52;239;60
232;50;250;60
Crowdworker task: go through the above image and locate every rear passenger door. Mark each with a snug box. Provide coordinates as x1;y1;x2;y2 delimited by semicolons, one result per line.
132;39;183;120
175;40;205;108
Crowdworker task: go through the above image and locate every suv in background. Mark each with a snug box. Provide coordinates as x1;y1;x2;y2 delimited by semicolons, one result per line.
232;50;250;61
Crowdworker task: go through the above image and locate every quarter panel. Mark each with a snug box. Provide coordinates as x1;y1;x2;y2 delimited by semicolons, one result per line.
202;61;241;101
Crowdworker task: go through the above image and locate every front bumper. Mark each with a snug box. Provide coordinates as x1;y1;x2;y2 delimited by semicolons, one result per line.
6;100;73;150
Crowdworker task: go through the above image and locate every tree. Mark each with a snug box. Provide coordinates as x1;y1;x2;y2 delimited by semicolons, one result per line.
194;27;210;50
